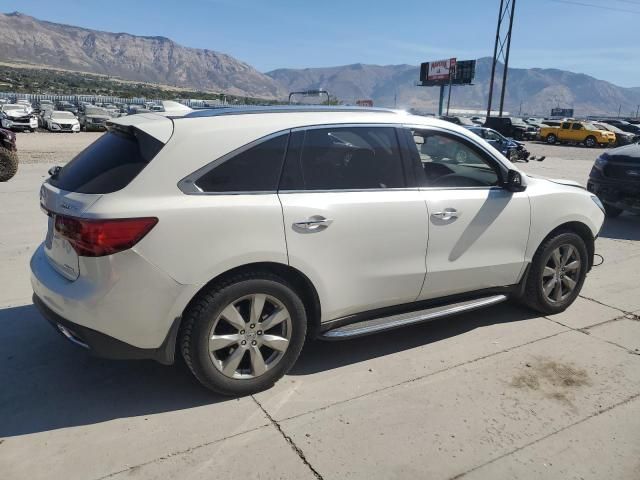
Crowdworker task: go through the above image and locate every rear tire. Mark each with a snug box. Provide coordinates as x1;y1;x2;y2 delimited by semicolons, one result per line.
180;273;307;396
0;147;19;182
546;134;557;144
521;232;588;315
604;203;623;218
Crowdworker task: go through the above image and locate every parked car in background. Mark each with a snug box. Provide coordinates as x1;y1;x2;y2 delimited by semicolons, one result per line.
592;122;638;146
148;104;165;112
601;119;640;136
0;127;18;182
42;110;81;133
32;106;604;395
588;142;640;217
470;116;485;125
35;99;54;114
16;99;34;114
78;106;111;131
0;104;38;132
541;121;616;147
128;105;151;115
484;116;537;140
440;115;475;126
541;120;562;127
55;101;79;116
466;126;537;162
102;104;121;117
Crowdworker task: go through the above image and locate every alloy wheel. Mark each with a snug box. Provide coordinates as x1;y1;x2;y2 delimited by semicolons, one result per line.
208;294;292;379
541;244;582;303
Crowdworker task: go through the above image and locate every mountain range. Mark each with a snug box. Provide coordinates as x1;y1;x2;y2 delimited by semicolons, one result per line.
1;11;639;116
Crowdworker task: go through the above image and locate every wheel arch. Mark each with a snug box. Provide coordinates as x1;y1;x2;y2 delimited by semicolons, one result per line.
536;221;595;270
180;262;322;341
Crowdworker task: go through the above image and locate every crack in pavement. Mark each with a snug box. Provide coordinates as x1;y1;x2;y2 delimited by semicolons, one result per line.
252;395;324;480
94;423;271;480
275;329;571;424
448;392;640;480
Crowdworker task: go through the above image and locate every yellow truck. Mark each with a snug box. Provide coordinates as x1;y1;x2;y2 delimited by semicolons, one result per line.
540;121;616;147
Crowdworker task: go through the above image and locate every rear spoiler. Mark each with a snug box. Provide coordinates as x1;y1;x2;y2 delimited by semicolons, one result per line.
108;113;174;143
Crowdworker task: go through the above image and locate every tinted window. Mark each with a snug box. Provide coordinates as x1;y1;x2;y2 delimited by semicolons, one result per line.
298;127;404;190
49;128;163;194
562;123;571;129
409;130;499;188
195;133;288;193
571;123;582;130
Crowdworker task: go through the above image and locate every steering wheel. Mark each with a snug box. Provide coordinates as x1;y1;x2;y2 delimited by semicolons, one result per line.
431;174;487;188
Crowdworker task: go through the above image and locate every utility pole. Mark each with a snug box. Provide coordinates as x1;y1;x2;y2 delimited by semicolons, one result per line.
636;105;639;119
446;66;455;116
438;85;445;116
618;105;622;118
486;0;517;118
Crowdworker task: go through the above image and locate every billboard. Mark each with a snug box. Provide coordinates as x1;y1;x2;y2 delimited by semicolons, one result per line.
551;108;574;118
420;59;476;86
356;99;374;107
427;58;456;81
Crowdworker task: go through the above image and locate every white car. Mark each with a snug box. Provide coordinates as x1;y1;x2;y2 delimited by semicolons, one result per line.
1;104;38;132
43;110;80;132
31;107;605;395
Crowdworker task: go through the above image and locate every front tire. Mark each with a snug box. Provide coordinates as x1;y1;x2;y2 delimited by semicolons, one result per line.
180;273;307;396
521;232;589;315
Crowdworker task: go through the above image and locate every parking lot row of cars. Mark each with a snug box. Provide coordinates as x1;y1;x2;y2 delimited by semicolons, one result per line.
0;98;164;133
440;114;640;148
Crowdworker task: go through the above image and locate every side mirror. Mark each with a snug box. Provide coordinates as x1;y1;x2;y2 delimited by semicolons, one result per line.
504;169;526;192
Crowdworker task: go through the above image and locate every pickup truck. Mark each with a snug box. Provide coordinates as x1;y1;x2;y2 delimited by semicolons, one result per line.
541;121;616;148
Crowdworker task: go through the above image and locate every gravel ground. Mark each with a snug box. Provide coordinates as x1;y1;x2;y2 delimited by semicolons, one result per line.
14;131;104;164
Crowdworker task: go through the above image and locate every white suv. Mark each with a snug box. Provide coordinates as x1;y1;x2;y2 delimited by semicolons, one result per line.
31;107;605;395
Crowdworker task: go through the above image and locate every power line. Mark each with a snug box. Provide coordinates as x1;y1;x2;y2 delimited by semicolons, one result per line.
546;0;640;14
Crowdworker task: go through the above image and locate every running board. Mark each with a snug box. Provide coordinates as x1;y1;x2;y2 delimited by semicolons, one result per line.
320;294;508;340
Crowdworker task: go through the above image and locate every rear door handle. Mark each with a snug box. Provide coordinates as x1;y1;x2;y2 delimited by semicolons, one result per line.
293;215;333;233
431;208;459;221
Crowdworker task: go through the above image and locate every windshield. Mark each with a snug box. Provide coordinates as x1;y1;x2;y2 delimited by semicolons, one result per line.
510;118;527;126
85;107;109;116
53;111;76;119
600;123;622;133
3;105;26;111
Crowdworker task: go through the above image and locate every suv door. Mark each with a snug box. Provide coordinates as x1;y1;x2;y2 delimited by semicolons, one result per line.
278;125;428;322
403;127;530;300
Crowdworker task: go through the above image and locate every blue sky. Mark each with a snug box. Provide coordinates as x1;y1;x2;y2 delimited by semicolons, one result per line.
3;0;640;87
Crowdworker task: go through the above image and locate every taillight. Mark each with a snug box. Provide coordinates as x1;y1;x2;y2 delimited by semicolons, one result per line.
54;216;158;257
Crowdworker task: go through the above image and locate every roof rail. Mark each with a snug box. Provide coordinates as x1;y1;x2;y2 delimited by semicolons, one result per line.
177;105;399;119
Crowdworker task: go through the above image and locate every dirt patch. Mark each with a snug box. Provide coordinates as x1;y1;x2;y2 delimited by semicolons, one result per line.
510;358;591;409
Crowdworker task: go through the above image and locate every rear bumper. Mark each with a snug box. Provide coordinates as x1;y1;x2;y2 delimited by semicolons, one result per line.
30;242;187;352
33;293;179;364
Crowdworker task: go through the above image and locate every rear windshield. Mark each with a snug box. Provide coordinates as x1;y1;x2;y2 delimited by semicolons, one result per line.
49;128;164;194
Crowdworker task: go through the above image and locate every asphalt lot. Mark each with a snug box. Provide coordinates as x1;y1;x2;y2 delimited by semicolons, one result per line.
1;133;639;480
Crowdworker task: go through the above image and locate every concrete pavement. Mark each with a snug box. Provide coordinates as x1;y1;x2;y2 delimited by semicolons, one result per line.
1;141;639;479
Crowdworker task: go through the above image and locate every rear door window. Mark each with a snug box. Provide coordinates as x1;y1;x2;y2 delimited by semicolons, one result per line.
294;126;405;190
49;127;163;194
194;133;289;193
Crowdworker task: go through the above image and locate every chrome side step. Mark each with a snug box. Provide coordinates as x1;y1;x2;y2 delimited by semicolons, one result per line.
320;294;508;340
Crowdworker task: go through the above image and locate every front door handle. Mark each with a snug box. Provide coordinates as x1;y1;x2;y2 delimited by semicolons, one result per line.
293;215;333;233
431;208;459;221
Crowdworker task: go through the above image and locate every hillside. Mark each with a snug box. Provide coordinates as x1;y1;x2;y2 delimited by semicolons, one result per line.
0;12;286;99
268;59;640;116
